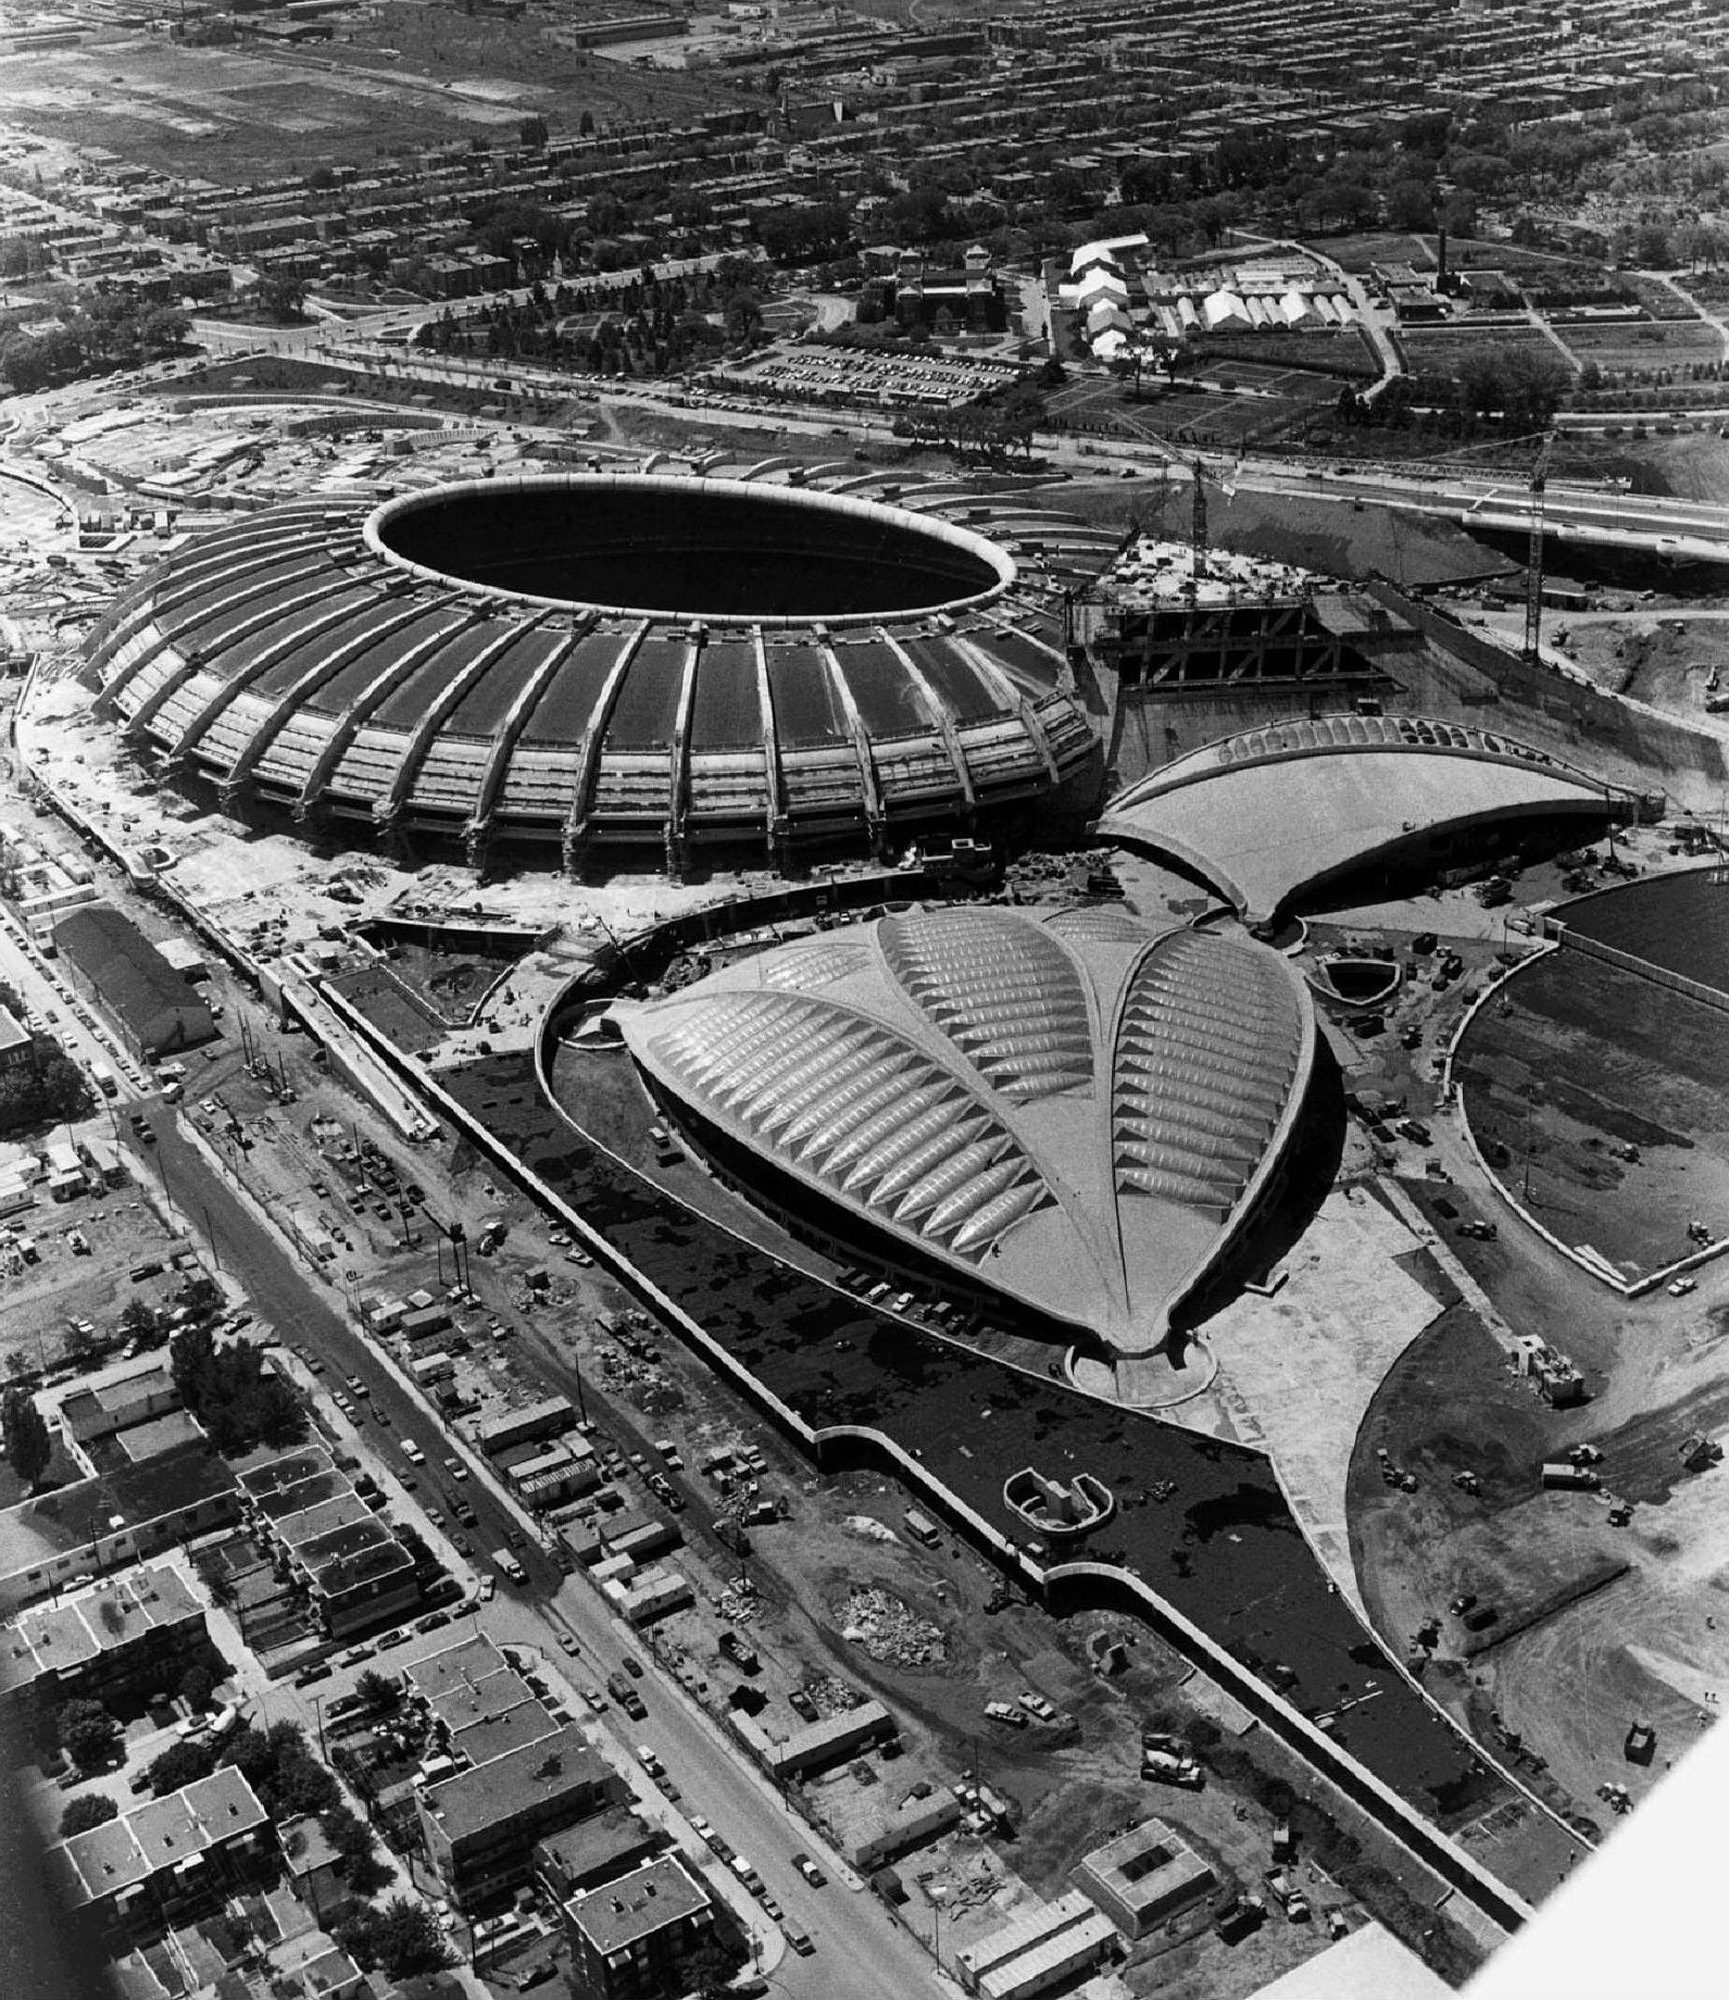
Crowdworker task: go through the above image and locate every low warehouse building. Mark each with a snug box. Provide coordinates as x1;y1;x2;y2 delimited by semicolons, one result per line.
52;905;216;1059
1074;1816;1216;1937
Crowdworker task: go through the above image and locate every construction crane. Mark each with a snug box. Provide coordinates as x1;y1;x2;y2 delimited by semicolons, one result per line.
1523;432;1553;665
1190;455;1208;587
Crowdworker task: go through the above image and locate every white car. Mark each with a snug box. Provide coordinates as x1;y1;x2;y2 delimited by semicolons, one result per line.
401;1438;426;1465
1669;1277;1698;1297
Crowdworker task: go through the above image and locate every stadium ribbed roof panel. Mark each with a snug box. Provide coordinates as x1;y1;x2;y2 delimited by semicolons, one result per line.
88;474;1112;868
615;905;1317;1369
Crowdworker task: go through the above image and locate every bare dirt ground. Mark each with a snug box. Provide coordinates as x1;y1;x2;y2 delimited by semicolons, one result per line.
0;1167;188;1378
1560;615;1729;715
1626;430;1729;504
1456;951;1729;1280
2;13;745;180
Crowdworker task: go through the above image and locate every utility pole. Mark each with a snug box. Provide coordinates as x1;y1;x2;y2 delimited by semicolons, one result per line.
1190;455;1207;590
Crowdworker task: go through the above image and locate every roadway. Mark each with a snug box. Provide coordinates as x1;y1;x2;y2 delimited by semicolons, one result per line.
1222;458;1729;565
118;1099;939;1999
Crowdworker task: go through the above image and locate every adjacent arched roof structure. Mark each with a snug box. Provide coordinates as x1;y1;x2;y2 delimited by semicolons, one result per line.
84;474;1107;873
612;904;1315;1387
1096;713;1631;926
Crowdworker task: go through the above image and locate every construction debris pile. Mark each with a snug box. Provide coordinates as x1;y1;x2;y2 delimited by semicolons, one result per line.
717;1577;761;1626
840;1586;948;1667
804;1671;868;1717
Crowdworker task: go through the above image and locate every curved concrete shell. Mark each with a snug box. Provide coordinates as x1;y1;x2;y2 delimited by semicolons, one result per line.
1097;713;1631;927
613;904;1316;1398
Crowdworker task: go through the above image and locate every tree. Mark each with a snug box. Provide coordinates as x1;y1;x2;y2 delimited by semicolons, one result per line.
169;1321;303;1456
518;113;548;150
338;1898;451;1979
355;1669;400;1716
118;1301;160;1347
58;1699;117;1773
578;109;595;137
179;1661;217;1711
147;1738;217;1794
191;1543;237;1609
1387;178;1435;230
60;1793;118;1838
322;1805;389;1894
256;272;305;323
2;1387;51;1491
686;1939;739;2000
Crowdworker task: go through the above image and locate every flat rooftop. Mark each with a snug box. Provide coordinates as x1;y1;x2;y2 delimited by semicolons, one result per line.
113;1410;206;1462
55;1767;266;1907
429;1664;539;1734
421;1726;606;1845
252;1469;348;1521
450;1697;560;1769
238;1446;335;1499
0;1563;200;1692
0;1439;236;1576
535;1806;661;1889
565;1855;710;1956
276;1491;374;1549
408;1631;511;1704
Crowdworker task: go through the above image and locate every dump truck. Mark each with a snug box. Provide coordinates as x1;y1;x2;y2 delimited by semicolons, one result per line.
1263;1870;1310;1922
1542;1462;1601;1492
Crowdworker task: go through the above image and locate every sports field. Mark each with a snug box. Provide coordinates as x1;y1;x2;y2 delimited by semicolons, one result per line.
1455;933;1729;1279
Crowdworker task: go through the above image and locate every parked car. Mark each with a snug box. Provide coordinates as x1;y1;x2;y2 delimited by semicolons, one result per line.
792;1852;826;1887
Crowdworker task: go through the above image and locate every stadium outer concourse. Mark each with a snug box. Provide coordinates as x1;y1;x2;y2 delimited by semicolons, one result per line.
610;903;1317;1405
83;473;1106;876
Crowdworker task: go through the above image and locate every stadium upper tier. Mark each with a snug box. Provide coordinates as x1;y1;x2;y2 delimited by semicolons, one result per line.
85;475;1103;872
612;905;1316;1394
1096;713;1632;925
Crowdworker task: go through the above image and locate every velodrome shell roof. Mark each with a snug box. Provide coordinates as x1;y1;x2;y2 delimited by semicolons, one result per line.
83;473;1116;860
615;905;1315;1356
1096;713;1626;924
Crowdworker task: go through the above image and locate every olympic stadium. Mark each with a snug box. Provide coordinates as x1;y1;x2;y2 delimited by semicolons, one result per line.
85;473;1107;875
606;903;1317;1405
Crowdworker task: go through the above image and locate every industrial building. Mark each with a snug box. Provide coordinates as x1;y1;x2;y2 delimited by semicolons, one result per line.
953;1889;1120;2000
85;475;1102;876
52;904;216;1060
1073;1816;1217;1937
613;903;1315;1402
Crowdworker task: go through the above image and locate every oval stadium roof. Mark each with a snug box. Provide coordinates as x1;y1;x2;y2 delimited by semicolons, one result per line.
85;474;1108;873
1096;713;1629;925
613;904;1316;1396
